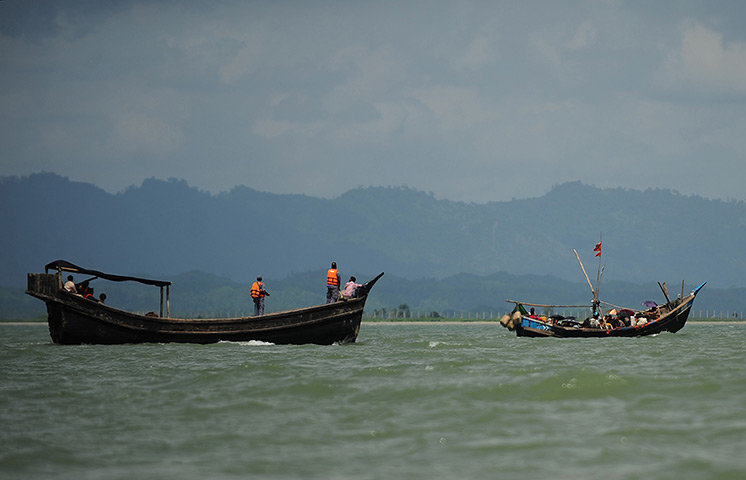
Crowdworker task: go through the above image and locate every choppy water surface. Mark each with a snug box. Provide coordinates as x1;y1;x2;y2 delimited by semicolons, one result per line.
1;323;745;480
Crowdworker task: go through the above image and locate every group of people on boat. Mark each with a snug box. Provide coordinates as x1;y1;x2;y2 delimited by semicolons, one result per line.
325;261;363;304
583;308;658;329
60;262;363;318
250;261;364;316
605;305;660;329
63;275;106;304
526;304;661;330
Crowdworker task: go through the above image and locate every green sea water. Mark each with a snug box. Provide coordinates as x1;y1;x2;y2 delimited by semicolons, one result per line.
1;323;745;480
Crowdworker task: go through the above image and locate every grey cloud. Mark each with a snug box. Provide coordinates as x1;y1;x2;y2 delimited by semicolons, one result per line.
1;0;745;203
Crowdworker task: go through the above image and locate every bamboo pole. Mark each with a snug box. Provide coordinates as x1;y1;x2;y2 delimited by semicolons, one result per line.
506;299;591;308
658;282;671;304
574;249;595;299
595;233;603;301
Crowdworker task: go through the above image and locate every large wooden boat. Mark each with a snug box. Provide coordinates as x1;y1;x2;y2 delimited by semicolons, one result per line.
27;260;384;345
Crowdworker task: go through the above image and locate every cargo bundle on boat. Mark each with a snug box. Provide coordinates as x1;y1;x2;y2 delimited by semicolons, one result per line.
27;260;383;345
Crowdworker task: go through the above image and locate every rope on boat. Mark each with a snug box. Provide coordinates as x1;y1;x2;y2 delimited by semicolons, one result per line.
505;299;591;309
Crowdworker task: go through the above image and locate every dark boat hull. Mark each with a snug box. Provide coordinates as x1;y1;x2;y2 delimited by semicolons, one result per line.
28;272;381;345
514;294;696;338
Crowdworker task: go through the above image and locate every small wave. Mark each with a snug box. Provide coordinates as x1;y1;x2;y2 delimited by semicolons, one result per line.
218;339;276;346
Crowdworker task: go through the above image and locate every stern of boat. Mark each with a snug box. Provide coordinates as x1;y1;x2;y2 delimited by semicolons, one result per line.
26;272;68;343
26;272;62;301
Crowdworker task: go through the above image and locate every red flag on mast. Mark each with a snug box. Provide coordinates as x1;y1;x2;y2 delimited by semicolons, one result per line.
593;242;602;257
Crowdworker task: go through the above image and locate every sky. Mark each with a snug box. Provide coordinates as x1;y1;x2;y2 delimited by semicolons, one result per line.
1;0;745;204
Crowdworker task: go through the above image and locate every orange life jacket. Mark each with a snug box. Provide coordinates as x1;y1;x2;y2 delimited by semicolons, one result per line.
250;281;265;298
327;269;339;286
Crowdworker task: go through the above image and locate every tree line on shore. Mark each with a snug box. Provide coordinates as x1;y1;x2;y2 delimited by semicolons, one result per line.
3;268;744;321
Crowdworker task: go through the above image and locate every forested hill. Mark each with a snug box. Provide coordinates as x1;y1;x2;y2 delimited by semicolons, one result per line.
2;173;745;289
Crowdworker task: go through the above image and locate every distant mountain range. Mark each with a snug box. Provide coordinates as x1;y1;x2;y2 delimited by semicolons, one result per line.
2;172;745;320
3;172;744;288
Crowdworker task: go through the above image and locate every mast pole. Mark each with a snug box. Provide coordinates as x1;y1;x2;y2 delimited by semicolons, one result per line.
595;232;603;302
574;249;595;298
575;248;600;318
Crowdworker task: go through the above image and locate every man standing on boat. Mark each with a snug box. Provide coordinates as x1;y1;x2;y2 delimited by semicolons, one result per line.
250;276;269;315
326;262;341;303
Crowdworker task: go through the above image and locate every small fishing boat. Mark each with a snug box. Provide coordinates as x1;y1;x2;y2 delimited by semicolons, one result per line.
499;243;706;338
27;260;383;345
502;282;705;338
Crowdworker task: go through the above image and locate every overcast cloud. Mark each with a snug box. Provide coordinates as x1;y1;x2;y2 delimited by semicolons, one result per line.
1;0;745;203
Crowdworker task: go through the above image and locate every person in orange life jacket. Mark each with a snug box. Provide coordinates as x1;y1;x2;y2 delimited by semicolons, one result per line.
326;262;341;303
250;276;270;315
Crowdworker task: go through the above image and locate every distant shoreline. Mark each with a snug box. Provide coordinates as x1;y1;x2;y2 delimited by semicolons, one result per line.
1;322;49;325
2;321;743;326
362;321;744;326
